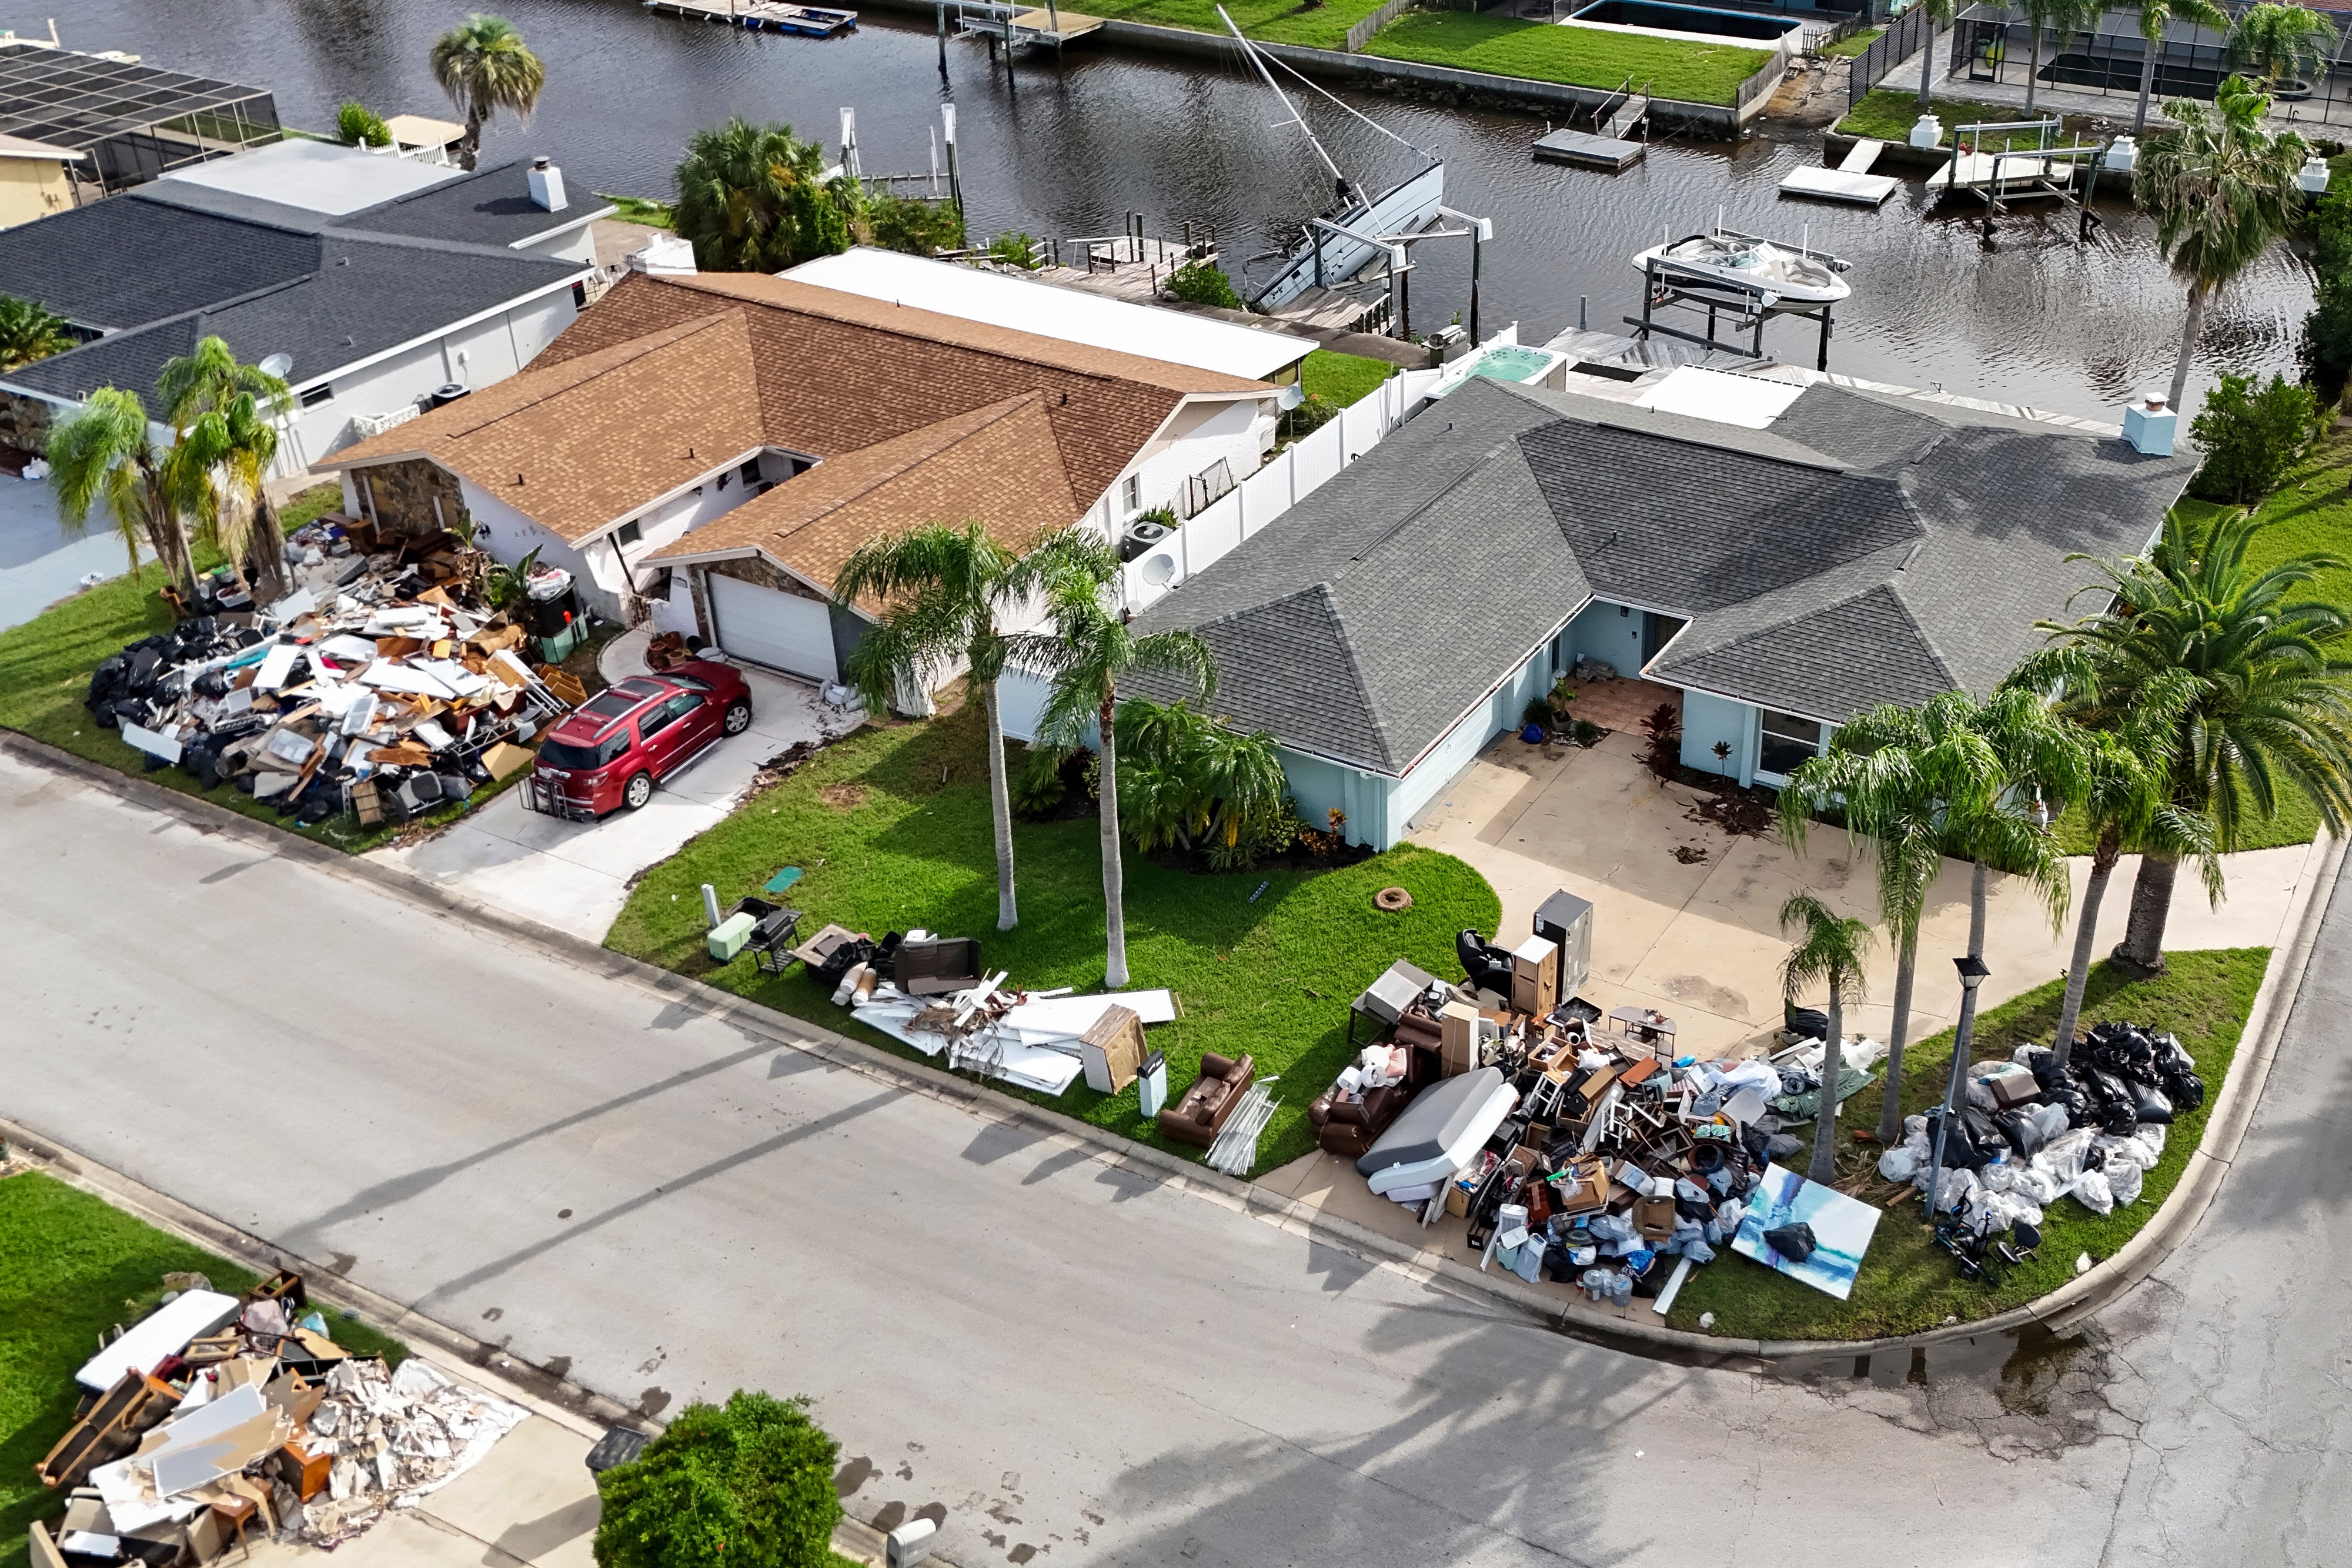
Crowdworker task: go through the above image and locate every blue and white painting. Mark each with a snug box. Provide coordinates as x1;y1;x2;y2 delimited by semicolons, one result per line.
1730;1162;1882;1300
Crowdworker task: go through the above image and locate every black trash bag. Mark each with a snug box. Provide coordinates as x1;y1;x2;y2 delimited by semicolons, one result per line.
1763;1222;1818;1263
2099;1102;2139;1136
2169;1068;2207;1112
86;653;128;711
1784;1005;1829;1042
815;937;876;988
1994;1108;2049;1159
1925;1105;1990;1169
2128;1079;2175;1123
2086;1069;2136;1110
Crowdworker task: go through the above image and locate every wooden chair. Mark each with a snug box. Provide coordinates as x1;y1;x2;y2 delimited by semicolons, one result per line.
212;1495;259;1562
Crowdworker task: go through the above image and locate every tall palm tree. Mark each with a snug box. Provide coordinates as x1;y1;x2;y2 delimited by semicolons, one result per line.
2126;0;2230;136
673;118;858;273
2017;0;2092;116
1913;0;1962;111
1025;548;1217;988
1780;748;1945;1145
834;522;1098;932
49;389;193;596
0;293;72;370
430;14;544;172
2227;1;2339;88
2136;75;2308;417
1779;892;1874;1186
156;336;294;599
2031;507;2352;971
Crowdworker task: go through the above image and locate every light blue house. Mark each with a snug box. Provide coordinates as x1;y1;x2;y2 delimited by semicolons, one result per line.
1123;372;2190;848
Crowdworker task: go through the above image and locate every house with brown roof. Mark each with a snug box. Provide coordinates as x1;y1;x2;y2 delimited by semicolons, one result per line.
321;269;1280;683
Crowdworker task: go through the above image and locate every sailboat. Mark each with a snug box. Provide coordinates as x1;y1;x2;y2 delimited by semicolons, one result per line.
1216;6;1445;313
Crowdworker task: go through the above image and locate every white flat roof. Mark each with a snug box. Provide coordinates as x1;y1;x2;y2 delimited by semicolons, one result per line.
780;247;1313;382
1633;365;1807;429
158;138;459;216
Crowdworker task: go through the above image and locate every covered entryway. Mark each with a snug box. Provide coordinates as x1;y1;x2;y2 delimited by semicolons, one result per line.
705;571;837;682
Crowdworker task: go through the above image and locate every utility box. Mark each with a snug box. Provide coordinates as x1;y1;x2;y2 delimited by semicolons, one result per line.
1532;889;1595;1003
886;1517;938;1568
2122;397;2177;457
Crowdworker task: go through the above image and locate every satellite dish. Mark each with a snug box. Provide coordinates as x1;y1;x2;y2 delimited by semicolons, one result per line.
259;353;293;378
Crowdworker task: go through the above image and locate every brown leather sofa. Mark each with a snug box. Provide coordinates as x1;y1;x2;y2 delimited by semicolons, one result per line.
1308;1044;1438;1159
1157;1052;1257;1148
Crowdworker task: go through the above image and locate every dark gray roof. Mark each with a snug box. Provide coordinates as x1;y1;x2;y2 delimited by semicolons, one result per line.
0;162;592;404
1135;375;2190;773
350;159;610;248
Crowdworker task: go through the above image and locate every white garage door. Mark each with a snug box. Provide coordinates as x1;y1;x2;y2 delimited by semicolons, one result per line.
706;571;838;681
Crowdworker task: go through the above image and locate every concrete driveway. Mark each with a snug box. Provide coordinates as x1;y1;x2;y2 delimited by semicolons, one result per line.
1407;726;2328;1057
0;471;148;633
377;631;858;941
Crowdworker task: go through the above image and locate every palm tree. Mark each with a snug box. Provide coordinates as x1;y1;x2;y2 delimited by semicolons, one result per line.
1913;0;1962;111
2030;507;2352;971
156;336;294;599
2126;0;2230;136
2136;75;2308;417
1780;749;1945;1145
1024;547;1217;987
49;389;194;596
430;14;544;172
2017;0;2092;116
834;522;1097;932
1779;892;1875;1186
672;118;858;273
0;293;72;370
2227;1;2339;88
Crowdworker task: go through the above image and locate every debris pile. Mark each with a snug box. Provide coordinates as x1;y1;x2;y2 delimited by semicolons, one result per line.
82;516;572;830
34;1269;522;1562
1878;1018;2200;1225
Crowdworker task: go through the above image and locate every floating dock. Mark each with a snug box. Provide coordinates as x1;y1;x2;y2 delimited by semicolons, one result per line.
1533;127;1645;172
1779;137;1900;206
1927;149;2078;195
641;0;857;35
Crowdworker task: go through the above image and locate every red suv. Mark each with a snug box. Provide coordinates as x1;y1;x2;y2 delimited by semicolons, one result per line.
526;661;753;820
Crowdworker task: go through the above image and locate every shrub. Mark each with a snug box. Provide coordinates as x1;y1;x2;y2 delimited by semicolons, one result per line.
1114;697;1291;867
1162;260;1243;311
864;191;966;256
1638;701;1682;783
1282;392;1339;440
1010;743;1068;817
592;1390;841;1568
2189;372;2323;503
1572;718;1602;747
985;229;1043;269
337;101;390;147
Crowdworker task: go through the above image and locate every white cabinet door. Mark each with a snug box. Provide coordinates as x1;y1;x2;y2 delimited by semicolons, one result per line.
706;571;838;682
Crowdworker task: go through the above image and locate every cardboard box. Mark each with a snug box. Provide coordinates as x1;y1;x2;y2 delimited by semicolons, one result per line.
1989;1072;2042;1109
1551;1157;1609;1214
1634;1194;1676;1241
1438;1001;1481;1076
1445;1179;1474;1219
479;741;536;781
1078;1005;1146;1094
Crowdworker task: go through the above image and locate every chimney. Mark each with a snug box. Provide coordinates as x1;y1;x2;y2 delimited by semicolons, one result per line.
527;156;567;213
2122;391;2176;457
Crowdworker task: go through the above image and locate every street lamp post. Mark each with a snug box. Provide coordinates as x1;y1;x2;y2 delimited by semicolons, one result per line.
1923;954;1991;1222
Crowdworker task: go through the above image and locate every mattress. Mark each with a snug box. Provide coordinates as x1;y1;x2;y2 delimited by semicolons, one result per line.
1361;1068;1518;1195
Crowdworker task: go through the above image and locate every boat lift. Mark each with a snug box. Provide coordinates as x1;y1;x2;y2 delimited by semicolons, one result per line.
1625;227;1849;370
1928;117;2110;240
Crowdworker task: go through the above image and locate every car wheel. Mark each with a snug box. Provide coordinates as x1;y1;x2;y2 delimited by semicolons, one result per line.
622;771;654;811
723;698;752;736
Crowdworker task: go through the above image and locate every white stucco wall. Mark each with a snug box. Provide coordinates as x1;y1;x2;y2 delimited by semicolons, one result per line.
1112;396;1274;521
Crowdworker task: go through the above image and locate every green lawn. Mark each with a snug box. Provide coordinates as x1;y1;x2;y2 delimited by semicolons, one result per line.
1365;13;1772;104
1080;0;1395;51
1818;25;1880;57
1301;347;1397;407
1668;948;2267;1341
1835;86;2102;146
0;485;532;854
596;193;676;230
606;698;1499;1175
1;1171;408;1567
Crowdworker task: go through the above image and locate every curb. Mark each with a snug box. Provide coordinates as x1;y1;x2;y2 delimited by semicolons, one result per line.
2;728;2335;1362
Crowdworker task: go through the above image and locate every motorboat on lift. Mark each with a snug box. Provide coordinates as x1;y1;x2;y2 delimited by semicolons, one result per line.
1631;226;1851;306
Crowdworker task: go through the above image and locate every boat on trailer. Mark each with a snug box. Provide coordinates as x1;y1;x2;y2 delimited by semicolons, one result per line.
1216;6;1446;313
1631;226;1850;305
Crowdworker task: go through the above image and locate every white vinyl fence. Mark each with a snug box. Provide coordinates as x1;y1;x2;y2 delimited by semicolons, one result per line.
1118;365;1444;614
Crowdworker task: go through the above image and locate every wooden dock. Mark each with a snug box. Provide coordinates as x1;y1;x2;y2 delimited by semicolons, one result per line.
1926;149;2077;195
642;0;856;35
1779;138;1900;206
947;0;1105;46
1532;128;1645;172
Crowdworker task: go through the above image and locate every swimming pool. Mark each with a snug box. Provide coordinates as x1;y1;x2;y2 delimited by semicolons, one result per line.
1567;0;1803;41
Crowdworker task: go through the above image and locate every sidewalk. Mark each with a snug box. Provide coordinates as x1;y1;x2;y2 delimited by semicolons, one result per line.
375;630;857;941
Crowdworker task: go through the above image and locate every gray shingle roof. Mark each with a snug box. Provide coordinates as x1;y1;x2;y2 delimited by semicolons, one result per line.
0;162;591;406
349;158;611;248
1134;374;2190;774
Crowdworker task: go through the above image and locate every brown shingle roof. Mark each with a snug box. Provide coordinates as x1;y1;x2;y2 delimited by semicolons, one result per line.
326;269;1269;551
647;392;1081;600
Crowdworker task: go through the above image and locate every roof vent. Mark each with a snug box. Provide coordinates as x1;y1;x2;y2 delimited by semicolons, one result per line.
527;156;568;213
2122;391;2176;457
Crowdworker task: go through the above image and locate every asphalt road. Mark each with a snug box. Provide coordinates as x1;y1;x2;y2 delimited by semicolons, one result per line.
2;745;2343;1567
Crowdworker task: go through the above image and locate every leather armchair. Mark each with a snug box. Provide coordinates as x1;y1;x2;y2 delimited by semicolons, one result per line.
1308;1045;1436;1159
1157;1052;1257;1148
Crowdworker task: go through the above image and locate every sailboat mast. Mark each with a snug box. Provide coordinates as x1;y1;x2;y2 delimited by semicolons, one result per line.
1215;5;1348;191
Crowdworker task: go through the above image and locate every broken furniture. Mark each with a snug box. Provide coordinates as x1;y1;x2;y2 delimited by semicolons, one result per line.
1456;929;1515;999
893;935;983;998
1309;1041;1435;1159
1357;1066;1519;1197
1608;1006;1676;1049
1078;1004;1147;1094
1157;1052;1258;1148
1509;934;1559;1018
1347;958;1439;1049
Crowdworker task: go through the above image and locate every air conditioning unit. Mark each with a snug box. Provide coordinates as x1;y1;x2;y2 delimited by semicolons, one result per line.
1119;516;1170;564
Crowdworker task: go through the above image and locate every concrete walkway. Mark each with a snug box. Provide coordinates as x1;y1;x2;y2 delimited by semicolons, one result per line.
1405;726;2326;1059
376;630;857;941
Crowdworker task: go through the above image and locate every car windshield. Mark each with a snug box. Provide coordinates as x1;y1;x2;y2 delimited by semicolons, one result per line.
539;733;630;770
664;674;711;692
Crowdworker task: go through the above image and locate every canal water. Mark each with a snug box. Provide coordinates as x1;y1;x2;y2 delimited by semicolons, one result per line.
31;0;2317;421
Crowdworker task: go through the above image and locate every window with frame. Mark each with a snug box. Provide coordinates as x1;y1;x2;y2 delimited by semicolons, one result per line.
1121;474;1141;513
299;383;333;407
614;520;641;547
1757;710;1824;778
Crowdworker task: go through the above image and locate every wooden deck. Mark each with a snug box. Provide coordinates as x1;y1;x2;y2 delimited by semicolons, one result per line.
1532;128;1645;172
1035;233;1389;335
642;0;857;34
